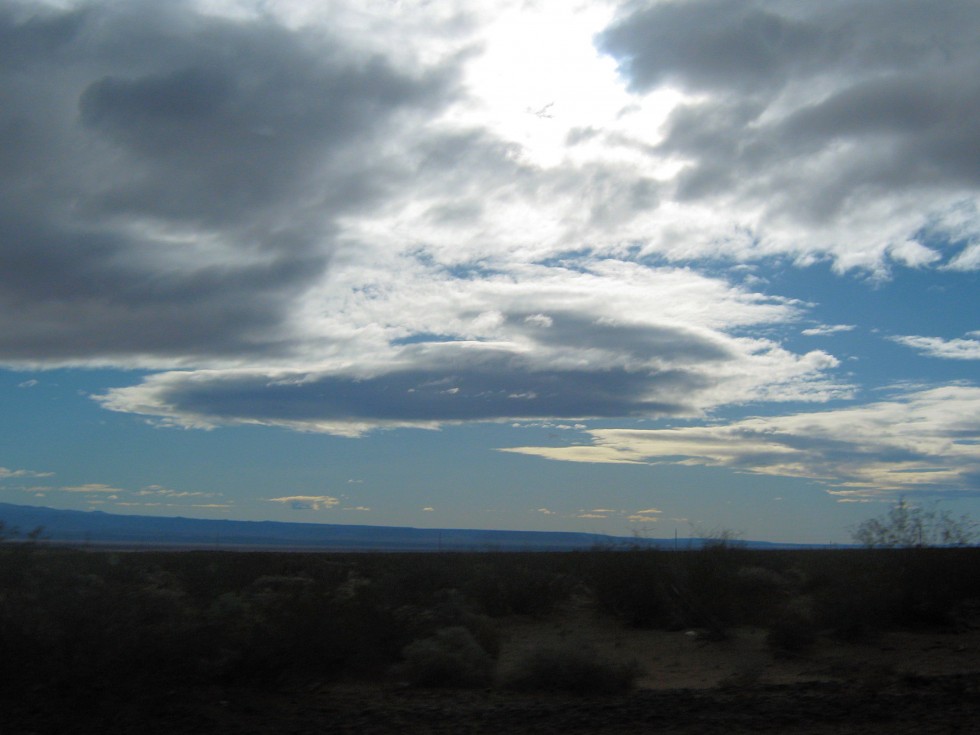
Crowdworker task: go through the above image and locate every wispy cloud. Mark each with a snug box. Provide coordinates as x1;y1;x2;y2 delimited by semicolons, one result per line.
891;334;980;360
59;483;126;494
502;386;980;498
0;467;54;480
802;325;856;337
135;485;213;499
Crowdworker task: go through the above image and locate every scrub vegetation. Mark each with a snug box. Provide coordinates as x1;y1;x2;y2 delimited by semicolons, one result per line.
2;526;980;732
1;541;979;690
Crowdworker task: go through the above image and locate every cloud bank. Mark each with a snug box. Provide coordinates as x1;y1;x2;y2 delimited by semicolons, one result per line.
95;260;847;434
0;0;452;366
598;0;980;273
502;386;980;498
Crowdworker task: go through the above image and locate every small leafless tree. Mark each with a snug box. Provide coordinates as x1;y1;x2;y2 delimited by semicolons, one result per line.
851;498;976;548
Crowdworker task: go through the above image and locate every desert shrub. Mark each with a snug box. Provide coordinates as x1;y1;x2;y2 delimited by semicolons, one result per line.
732;565;796;626
851;498;976;548
398;626;495;688
663;544;748;637
583;549;675;628
766;608;817;657
463;557;582;618
391;589;501;657
805;547;980;636
501;641;641;695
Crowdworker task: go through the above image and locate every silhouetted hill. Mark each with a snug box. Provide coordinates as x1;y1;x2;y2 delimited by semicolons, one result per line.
0;502;821;551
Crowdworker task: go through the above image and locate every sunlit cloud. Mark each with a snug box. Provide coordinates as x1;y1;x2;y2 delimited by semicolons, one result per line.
135;485;213;498
802;325;856;337
267;495;340;511
59;483;126;494
891;334;980;360
503;386;980;498
93;258;852;434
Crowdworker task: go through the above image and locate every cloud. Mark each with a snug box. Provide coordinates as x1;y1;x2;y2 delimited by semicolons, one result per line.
891;334;980;360
0;466;54;480
628;507;663;522
92;259;851;433
4;0;975;455
267;495;340;511
597;0;980;274
0;1;454;367
502;385;980;498
59;483;126;494
134;484;213;498
802;325;856;337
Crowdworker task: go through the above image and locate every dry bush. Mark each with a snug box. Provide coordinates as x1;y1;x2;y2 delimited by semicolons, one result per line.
398;626;495;688
500;640;641;695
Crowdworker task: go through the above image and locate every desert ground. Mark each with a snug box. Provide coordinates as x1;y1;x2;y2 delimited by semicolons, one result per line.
2;547;979;733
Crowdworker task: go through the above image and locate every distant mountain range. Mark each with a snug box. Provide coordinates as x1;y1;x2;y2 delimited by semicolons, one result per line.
0;502;821;551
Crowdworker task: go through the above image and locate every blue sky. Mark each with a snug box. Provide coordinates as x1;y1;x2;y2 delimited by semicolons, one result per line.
1;0;978;544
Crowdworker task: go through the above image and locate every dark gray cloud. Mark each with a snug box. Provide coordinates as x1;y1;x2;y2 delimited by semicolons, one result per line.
599;0;826;95
598;0;980;233
94;289;843;432
506;311;732;363
599;0;977;97
97;344;712;430
0;1;452;364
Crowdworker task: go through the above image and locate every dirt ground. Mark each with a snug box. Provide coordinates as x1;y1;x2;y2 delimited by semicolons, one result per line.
10;613;980;734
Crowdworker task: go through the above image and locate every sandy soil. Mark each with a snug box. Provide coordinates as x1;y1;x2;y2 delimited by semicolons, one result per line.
499;609;980;690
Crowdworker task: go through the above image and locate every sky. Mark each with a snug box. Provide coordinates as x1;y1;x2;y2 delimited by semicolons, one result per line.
1;0;978;544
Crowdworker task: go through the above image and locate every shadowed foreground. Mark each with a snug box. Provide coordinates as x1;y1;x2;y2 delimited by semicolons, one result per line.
2;545;979;733
6;674;979;734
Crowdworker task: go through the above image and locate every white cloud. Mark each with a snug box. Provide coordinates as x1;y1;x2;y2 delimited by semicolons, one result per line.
802;324;856;337
93;258;852;434
59;483;126;494
0;466;54;480
267;495;340;511
135;485;215;499
891;334;980;360
502;385;980;498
